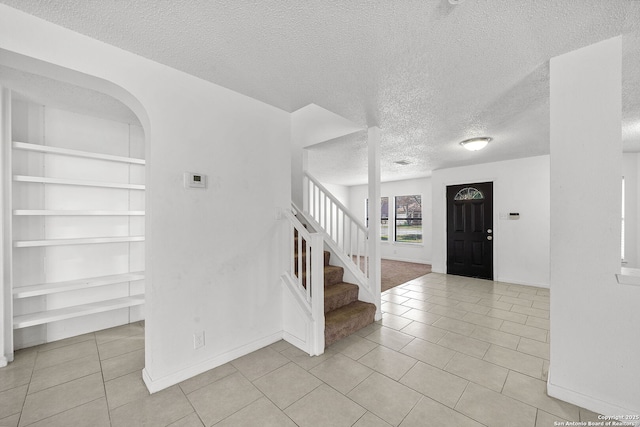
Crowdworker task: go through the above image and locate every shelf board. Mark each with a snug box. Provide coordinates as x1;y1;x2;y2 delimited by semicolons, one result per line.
14;236;145;248
13;141;145;165
13;295;145;329
13;210;145;216
13;272;145;298
13;175;145;190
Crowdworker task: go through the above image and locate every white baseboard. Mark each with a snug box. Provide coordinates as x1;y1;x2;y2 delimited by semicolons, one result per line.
547;370;639;418
142;331;283;394
282;331;308;354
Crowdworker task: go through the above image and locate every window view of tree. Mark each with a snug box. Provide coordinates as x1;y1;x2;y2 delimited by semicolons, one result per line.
395;195;422;243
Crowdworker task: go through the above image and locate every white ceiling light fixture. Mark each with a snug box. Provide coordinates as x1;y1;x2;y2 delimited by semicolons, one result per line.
394;160;411;165
448;0;465;4
460;137;492;151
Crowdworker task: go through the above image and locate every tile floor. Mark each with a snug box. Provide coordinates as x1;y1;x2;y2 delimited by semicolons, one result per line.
0;273;603;427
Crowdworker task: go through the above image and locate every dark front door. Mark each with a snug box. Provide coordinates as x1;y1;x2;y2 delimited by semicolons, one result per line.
446;182;493;280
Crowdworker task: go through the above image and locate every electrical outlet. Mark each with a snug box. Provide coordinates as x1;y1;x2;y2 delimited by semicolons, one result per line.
193;331;205;349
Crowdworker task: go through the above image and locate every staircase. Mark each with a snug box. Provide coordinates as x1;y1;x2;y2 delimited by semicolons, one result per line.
295;237;376;347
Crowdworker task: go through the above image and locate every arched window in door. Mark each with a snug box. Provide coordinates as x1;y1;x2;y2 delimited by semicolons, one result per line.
454;187;484;201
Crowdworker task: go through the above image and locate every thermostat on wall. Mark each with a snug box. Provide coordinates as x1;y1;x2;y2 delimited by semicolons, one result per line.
184;172;207;189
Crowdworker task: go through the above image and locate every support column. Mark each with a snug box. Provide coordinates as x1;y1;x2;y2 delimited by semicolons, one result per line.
367;126;382;320
0;86;13;366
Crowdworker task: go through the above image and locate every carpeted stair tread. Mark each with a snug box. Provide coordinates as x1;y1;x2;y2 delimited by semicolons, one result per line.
325;301;376;347
299;264;344;288
324;282;359;313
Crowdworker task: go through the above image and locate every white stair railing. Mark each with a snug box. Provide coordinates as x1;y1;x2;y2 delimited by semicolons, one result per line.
302;173;373;300
280;208;325;355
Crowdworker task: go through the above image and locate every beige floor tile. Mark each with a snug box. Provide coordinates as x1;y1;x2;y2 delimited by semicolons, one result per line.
348;373;421;426
401;308;441;324
328;334;379;360
110;385;193;427
487;308;528;324
353;412;392;427
462;312;504;329
399;361;468;408
579;408;602;422
26;397;110;427
31;333;95;353
97;334;145;360
178;362;237;395
358;346;417;381
508;284;540;295
381;294;409;304
101;349;144;381
0;385;27;420
28;354;101;394
437;332;490;359
402;291;430;301
499;295;533;307
382;302;411;316
483;345;544;378
400;299;435;311
478;298;513;311
216;397;296;427
400;396;484;427
536;409;569;426
0;365;33;393
0;413;20;427
400;322;447;343
429;305;467;319
186;372;262;426
104;371;150;410
354;321;383;337
428;296;461;307
33;340;98;371
432;317;476;336
310;354;372;394
232;347;290;380
517;337;550;360
19;373;104;426
400;338;456;369
502;371;580;421
471;326;520;349
456;302;491;315
511;305;550;319
444;352;508;392
500;321;547;342
381;313;414;330
365;326;415;351
253;362;321;409
94;322;144;345
268;339;294;352
167;412;204;427
286;384;366;427
526;316;550;330
281;346;336;370
456;382;537;427
532;301;549;310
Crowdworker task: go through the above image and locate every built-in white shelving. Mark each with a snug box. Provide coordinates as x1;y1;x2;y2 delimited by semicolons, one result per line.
14;236;145;248
13;175;145;190
13;141;145;165
13;295;145;329
13;272;145;298
14;210;145;216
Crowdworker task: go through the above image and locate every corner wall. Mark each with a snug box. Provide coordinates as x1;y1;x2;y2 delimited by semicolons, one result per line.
431;156;550;288
549;36;640;415
0;5;291;392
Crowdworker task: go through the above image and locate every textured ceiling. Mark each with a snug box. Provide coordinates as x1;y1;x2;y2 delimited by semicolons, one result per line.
1;0;639;185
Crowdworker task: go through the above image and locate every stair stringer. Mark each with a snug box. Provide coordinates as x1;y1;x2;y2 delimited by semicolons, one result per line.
281;273;324;356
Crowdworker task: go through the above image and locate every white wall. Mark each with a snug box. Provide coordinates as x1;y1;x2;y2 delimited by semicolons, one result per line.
431;156;550;288
349;177;432;264
622;153;640;268
0;5;291;392
322;182;350;208
549;36;640;416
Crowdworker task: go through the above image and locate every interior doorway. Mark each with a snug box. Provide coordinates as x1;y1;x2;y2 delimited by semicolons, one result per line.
446;182;493;280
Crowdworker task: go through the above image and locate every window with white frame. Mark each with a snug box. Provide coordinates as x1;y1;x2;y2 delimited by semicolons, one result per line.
394;195;422;243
